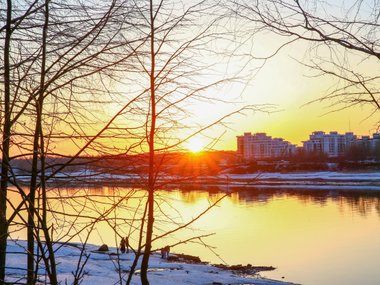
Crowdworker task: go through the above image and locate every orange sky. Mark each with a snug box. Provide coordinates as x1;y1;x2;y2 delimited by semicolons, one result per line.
39;4;380;156
187;39;379;150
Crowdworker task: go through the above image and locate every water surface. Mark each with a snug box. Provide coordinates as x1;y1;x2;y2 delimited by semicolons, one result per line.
8;186;380;285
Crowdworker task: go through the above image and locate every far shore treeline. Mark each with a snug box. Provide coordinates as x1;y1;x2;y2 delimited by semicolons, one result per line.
6;150;380;180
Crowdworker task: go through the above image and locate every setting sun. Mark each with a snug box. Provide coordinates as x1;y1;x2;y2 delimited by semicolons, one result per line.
185;137;206;153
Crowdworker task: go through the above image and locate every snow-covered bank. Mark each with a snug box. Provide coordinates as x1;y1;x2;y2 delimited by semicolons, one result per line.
15;170;380;190
6;240;295;285
161;171;380;190
224;171;380;181
218;171;380;190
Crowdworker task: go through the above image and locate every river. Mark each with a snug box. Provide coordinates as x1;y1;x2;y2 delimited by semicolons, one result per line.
8;186;380;285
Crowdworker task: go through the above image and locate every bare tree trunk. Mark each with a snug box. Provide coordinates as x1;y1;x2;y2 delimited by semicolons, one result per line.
126;200;148;285
27;130;39;283
38;1;58;283
140;1;156;284
0;0;12;281
27;1;58;284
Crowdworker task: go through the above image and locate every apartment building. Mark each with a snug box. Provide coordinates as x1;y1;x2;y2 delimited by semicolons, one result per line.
303;131;357;157
237;132;296;160
303;131;380;157
358;133;380;152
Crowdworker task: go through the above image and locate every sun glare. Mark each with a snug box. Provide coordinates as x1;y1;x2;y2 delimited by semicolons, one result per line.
186;137;205;153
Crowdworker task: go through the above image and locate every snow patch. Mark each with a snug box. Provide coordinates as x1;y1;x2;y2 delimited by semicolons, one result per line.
5;240;295;285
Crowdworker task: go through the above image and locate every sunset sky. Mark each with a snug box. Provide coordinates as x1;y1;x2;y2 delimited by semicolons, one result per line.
10;0;377;156
188;36;379;151
169;0;379;152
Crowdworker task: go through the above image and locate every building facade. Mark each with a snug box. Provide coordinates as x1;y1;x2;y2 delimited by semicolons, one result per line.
303;131;380;158
357;133;380;155
237;132;296;160
303;131;357;157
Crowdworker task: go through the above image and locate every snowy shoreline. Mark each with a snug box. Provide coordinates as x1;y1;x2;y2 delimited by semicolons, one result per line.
212;171;380;190
6;240;296;285
14;171;380;191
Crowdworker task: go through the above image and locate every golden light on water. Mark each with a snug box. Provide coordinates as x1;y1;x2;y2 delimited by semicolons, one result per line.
7;187;380;285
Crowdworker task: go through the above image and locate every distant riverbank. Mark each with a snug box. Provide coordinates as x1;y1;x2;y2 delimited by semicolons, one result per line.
15;170;380;190
206;171;380;190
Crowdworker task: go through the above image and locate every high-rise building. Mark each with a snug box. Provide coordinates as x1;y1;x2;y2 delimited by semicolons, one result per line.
237;132;296;160
302;131;357;157
357;133;380;153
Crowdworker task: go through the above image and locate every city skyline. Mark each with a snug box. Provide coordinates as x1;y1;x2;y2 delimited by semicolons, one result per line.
237;129;380;148
237;130;380;161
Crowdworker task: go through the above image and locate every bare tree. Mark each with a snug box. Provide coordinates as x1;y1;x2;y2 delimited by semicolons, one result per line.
113;1;257;284
0;0;12;281
0;0;141;282
1;0;261;284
